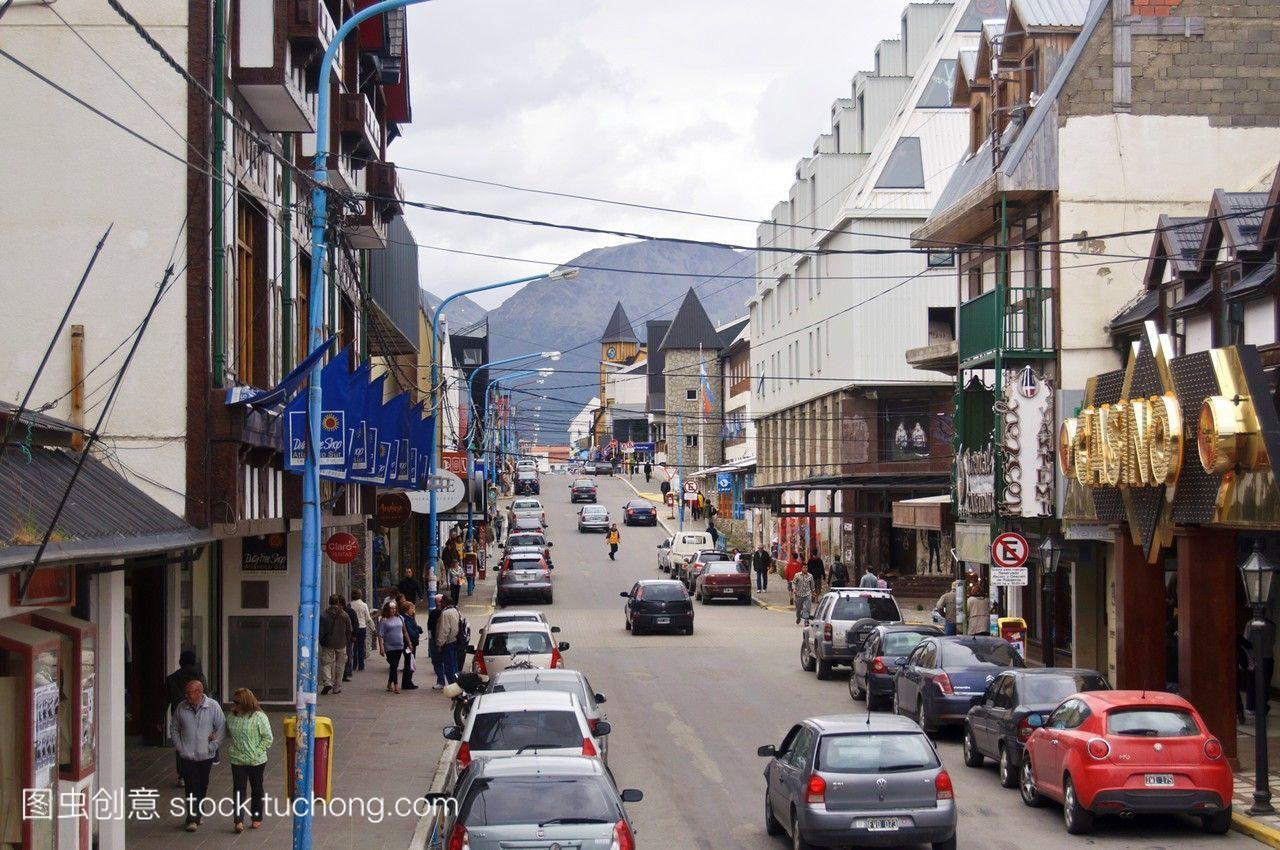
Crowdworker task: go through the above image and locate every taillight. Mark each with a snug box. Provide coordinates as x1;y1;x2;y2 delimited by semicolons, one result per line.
932;672;954;695
456;742;472;770
823;623;833;642
551;647;564;668
627;509;635;515
870;657;888;674
1016;716;1034;740
582;736;598;757
805;773;826;804
588;718;599;733
1204;738;1223;760
611;819;635;850
935;769;954;800
447;824;470;850
473;652;487;675
1086;738;1111;760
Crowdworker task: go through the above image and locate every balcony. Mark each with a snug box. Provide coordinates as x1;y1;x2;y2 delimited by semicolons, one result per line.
299;133;358;194
957;287;1054;368
337;91;381;158
233;0;317;132
342;198;388;249
366;161;402;215
287;0;338;53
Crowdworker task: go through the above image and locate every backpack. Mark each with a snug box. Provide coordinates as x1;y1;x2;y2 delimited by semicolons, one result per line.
455;616;470;651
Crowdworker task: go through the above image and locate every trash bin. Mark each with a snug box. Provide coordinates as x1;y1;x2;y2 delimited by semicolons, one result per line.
283;715;334;801
998;617;1028;657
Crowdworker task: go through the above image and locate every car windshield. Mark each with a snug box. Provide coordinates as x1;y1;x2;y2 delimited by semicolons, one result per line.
507;534;544;546
494;678;592;708
817;733;939;774
941;641;1026;668
1107;708;1199;737
706;563;742;575
574;480;594;488
514;518;541;529
468;710;583;752
639;584;686;601
882;631;932;656
1021;674;1109;704
583;507;608;516
460;777;619;827
627;501;653;509
482;631;553;656
505;556;543;569
679;535;709;545
513;501;540;510
491;614;540;626
697;552;729;562
830;595;901;622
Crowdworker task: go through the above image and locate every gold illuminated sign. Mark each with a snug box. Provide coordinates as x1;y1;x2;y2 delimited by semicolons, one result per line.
1062;394;1183;488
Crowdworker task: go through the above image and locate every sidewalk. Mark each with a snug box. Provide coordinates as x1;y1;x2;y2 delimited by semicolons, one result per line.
125;591;494;848
1231;713;1280;847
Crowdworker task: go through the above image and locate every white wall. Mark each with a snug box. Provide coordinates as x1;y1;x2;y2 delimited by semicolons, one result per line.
220;533;302;700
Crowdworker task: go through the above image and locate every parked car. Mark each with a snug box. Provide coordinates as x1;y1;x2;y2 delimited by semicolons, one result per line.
662;531;715;579
476;609;559;645
502;531;553;567
516;458;537;470
678;549;730;589
514;469;540;495
508;498;546;527
487;668;609;755
621;580;693;635
758;714;957;850
801;588;903;680
570;477;598;503
694;560;751;604
434;755;641;850
442;691;605;782
578;504;610;532
893;636;1025;733
468;620;567;678
587;460;615;475
963;668;1110;788
1019;691;1232;835
510;515;546;535
622;498;657;526
495;552;553;607
850;624;943;709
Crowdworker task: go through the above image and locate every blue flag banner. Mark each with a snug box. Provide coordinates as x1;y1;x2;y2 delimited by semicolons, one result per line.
373;439;390;484
284;392;308;473
318;350;353;469
344;363;372;475
386;439;400;486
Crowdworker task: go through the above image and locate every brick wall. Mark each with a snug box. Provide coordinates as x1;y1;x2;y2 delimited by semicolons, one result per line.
1059;0;1280;128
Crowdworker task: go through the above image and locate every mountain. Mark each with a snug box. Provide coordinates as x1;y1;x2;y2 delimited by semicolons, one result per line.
484;240;755;442
419;289;488;330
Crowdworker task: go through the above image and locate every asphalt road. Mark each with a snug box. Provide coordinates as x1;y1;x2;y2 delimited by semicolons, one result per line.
486;472;1253;850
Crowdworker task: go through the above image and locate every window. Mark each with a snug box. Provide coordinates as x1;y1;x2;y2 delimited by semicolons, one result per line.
875;138;926;189
818;733;939;773
1107;708;1199;737
462;347;483;365
919;59;958;108
234;197;269;386
296;252;311;367
686;389;697;401
459;777;620;827
787;726;817;769
468;709;581;751
831;595;902;622
941;640;1026;667
685;434;698;448
815;327;822;373
1021;673;1110;705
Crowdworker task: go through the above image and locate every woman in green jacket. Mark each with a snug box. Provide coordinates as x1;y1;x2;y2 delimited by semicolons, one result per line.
225;687;273;832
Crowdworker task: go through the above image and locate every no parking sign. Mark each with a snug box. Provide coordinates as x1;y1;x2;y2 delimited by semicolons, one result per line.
990;531;1029;586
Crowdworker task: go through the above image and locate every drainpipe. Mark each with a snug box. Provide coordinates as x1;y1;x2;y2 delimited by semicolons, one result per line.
210;0;227;386
992;193;1008;618
281;135;294;368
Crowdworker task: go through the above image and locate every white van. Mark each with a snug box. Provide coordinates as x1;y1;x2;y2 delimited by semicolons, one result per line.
659;531;715;575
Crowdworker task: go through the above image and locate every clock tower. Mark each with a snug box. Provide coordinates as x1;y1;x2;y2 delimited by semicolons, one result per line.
596;302;643;444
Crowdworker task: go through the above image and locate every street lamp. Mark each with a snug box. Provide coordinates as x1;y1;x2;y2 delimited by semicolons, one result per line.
1240;540;1278;815
1039;536;1063;668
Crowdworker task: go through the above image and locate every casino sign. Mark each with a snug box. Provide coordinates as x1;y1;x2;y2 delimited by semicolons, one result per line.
1060;322;1280;563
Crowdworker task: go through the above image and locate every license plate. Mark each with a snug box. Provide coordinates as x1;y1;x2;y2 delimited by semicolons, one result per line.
722;589;736;595
865;818;899;832
1145;773;1174;787
655;617;670;625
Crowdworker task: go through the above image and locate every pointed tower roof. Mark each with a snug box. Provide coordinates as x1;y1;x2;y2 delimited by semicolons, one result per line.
659;289;721;351
600;302;638;344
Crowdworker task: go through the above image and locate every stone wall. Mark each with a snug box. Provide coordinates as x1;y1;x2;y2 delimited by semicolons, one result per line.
662;348;724;471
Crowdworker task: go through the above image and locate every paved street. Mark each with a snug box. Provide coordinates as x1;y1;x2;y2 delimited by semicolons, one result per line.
492;472;1257;850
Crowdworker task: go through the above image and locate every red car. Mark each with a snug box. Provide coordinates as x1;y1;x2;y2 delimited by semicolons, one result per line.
693;561;751;604
1020;690;1232;835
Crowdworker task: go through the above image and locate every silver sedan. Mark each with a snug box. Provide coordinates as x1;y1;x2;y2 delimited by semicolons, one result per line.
577;505;610;532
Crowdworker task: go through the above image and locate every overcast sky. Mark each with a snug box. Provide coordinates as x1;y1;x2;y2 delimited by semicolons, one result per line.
398;0;908;309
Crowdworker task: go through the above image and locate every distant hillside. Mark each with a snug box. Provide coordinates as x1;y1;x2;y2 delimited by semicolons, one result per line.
420;289;488;330
485;240;755;442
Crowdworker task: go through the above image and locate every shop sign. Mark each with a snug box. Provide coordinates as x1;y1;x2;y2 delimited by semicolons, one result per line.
243;534;288;572
1064;522;1114;542
956;445;995;517
376;492;412;528
955;522;992;565
325;532;359;564
999;368;1056;518
406;470;466;513
440;451;468;477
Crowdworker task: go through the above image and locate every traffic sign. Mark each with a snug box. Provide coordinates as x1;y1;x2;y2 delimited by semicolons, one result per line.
683;480;698;501
991;532;1029;569
716;473;732;493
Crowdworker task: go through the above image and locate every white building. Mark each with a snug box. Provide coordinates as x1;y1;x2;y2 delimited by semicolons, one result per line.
569;397;599;452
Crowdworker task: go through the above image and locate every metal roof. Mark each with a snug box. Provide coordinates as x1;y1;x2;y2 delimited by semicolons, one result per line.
1109;289;1159;330
659;289;721;351
1170;282;1212;316
600;302;639;344
1216;190;1268;252
1010;0;1091;28
1226;260;1276;300
1162;216;1208;274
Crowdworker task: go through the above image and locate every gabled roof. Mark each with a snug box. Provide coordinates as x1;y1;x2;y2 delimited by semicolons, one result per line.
716;316;750;348
1213;190;1268;254
1108;289;1159;332
1009;0;1090;30
600;302;638;345
1142;215;1206;286
659;289;722;351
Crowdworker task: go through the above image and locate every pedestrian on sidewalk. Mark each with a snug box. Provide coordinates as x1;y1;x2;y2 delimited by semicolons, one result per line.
784;551;803;604
966;590;992;636
318;595;351;695
793;569;816;625
829;555;849;589
707;522;720;550
350;589;373;671
427;594;445;690
447;560;465;606
935;582;960;635
400;601;422;690
644;461;652;483
751;545;771;591
859;565;880;588
606;524;621;560
463;547;477;596
166;650;208;786
225;687;271;833
170;679;224;832
397;568;423;605
806;550;826;595
376;600;410;694
436;597;462;685
342;595;358;681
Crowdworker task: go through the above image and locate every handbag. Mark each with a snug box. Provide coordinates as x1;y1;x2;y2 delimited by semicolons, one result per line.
406;651;416;672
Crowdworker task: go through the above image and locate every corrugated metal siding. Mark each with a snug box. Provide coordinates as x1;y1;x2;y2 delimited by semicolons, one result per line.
1012;0;1090;28
368;215;420;352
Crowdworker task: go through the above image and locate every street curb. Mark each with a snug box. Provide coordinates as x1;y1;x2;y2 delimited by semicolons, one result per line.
1233;811;1280;848
409;742;457;849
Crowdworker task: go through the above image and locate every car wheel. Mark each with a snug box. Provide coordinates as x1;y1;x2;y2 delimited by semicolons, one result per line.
931;835;957;850
764;796;783;836
632;622;644;636
998;745;1018;789
815;657;832;681
685;621;694;636
962;724;984;768
916;700;932;735
1063;777;1093;835
1019;758;1044;807
624;618;631;631
849;673;866;701
1202;808;1232;835
800;639;817;672
791;812;816;850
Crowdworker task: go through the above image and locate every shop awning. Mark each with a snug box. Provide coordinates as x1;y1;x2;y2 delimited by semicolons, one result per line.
891;494;951;530
687;458;756;479
746;472;949;508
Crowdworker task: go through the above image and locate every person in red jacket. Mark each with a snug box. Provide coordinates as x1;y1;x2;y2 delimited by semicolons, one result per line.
784;551;803;604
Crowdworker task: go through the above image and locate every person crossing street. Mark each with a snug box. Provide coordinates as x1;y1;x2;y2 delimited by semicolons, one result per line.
606;524;621;560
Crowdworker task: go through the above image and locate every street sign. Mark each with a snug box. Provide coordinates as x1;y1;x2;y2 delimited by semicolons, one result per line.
683;480;698;502
325;532;359;564
716;473;732;493
991;531;1029;569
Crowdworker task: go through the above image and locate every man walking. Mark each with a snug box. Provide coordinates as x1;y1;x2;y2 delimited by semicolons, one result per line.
935;582;960;635
318;595;351;695
436;596;462;685
349;589;373;671
644;461;652;483
859;565;880;588
751;544;771;592
170;679;224;832
829;555;850;589
606;524;621;560
397;567;422;605
793;568;816;625
806;550;826;595
341;595;358;681
966;589;992;635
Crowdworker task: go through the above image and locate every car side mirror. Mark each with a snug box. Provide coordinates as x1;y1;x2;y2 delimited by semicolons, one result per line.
757;744;777;758
558;641;570;652
1026;713;1045;728
594;720;612;736
620;592;630;598
551;626;561;633
595;693;607;703
620;789;643;803
442;725;462;741
547;542;554;548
